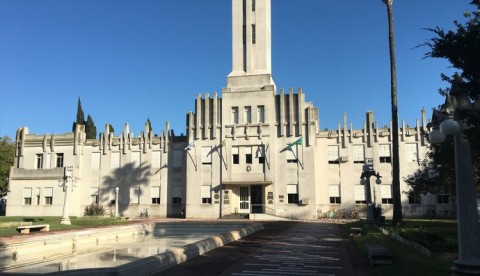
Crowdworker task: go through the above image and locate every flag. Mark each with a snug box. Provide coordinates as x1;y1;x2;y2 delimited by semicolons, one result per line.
185;142;195;151
288;137;303;147
221;139;226;147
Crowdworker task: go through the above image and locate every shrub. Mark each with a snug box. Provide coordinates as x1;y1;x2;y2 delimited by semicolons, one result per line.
394;226;457;253
84;204;106;216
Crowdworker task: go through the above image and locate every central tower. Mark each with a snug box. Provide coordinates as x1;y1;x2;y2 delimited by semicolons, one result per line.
227;0;275;91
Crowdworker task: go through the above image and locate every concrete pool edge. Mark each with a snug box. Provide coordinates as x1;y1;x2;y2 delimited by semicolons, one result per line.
1;222;264;276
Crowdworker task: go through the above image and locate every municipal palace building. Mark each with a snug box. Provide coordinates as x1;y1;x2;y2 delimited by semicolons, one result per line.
6;0;451;220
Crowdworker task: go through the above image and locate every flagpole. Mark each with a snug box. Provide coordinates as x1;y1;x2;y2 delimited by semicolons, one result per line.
219;140;223;219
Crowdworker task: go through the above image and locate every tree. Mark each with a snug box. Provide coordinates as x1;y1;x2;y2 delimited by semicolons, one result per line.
407;1;480;197
72;97;85;131
0;136;15;197
85;115;97;139
383;0;403;225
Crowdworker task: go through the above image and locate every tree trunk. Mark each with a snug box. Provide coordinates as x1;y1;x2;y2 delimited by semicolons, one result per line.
385;0;403;225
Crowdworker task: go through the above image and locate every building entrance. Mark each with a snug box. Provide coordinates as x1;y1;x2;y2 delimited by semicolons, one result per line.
238;185;264;214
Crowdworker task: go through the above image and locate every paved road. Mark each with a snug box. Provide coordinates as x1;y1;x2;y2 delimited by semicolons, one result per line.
156;221;372;276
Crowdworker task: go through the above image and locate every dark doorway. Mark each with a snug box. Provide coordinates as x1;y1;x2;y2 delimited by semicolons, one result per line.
250;185;263;213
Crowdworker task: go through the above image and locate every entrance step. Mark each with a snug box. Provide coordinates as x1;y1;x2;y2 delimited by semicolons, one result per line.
222;214;249;219
249;213;290;221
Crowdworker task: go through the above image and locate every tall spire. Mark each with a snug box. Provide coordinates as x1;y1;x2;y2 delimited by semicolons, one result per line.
227;0;275;91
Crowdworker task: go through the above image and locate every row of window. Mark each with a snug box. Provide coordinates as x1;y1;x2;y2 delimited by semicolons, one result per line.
23;187;53;205
327;144;419;164
231;105;264;124
35;153;63;169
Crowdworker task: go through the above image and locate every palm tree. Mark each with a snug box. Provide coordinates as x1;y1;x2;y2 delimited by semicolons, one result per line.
383;0;403;225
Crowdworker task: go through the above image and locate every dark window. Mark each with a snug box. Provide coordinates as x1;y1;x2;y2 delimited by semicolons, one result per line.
110;199;116;205
252;24;256;44
330;197;341;204
252;0;255;11
173;197;182;204
152;198;160;204
437;195;449;204
328;160;340;164
202;198;212;204
45;197;53;205
355;200;367;204
259;156;265;164
56;153;64;167
408;195;421;204
24;198;32;205
233;154;240;164
36;154;43;169
379;157;391;163
288;193;299;204
246;154;252;164
354;160;364;164
382;198;393;204
287;158;298;163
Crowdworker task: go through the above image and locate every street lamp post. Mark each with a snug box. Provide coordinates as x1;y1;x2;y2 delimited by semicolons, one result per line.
428;80;480;275
360;158;382;227
59;166;77;225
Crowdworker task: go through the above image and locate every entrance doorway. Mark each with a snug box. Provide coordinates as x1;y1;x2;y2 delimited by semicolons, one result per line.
239;186;249;213
251;185;263;213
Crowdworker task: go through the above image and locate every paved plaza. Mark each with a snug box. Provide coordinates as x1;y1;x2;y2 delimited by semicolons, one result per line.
156;221;372;276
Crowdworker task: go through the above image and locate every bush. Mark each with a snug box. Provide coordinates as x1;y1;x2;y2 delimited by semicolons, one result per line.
84;204;106;216
394;226;457;253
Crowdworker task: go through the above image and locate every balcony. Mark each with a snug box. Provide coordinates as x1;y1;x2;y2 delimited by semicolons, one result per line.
10;167;64;180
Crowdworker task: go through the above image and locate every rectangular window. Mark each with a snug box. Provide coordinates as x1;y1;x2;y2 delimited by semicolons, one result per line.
408;195;421;204
151;186;160;204
91;187;99;205
379;144;391;163
172;197;182;204
152;151;161;169
251;24;256;44
36;154;43;169
287;184;299;204
244;146;252;164
110;188;117;205
56;153;64;167
257;145;265;164
244;106;252;123
130;187;140;204
381;185;393;204
201;146;212;165
23;188;32;205
257;105;265;123
201;185;212;204
286;148;297;163
353;145;365;163
232;147;240;164
327;145;339;164
406;143;418;163
252;0;255;11
91;152;101;170
354;185;366;204
329;185;341;204
111;152;121;169
44;187;53;205
438;195;449;204
231;107;239;124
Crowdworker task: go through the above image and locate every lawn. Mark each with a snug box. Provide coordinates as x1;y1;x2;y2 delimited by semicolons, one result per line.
340;219;459;276
0;216;131;237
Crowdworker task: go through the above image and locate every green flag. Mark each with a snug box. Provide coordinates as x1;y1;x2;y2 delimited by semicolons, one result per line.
288;137;303;147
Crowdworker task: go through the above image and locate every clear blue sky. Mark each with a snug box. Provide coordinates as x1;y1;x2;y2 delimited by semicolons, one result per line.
0;0;474;139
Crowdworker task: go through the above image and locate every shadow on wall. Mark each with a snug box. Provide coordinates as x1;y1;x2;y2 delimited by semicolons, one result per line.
101;162;152;216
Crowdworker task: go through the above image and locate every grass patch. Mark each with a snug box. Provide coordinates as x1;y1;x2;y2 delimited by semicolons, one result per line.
340;220;454;275
0;216;130;237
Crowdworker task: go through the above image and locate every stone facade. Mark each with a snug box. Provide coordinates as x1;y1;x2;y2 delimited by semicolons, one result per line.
6;0;454;219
